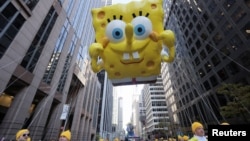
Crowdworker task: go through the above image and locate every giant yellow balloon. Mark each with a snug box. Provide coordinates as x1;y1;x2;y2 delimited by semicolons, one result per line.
89;0;175;86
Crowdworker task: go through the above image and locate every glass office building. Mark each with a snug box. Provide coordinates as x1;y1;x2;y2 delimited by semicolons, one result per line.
0;0;106;140
162;0;250;135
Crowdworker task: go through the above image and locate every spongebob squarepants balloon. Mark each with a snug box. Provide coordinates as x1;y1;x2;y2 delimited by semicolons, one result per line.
89;0;175;86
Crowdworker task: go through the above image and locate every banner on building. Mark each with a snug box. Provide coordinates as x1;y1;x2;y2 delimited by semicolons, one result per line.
60;104;69;120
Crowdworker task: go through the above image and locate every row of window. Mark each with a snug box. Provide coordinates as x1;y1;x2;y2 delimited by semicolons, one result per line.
0;2;25;58
152;108;168;112
0;0;41;58
152;101;167;106
0;1;74;94
152;113;168;117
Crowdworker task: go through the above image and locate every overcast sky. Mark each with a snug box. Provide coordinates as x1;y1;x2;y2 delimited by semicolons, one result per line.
115;84;144;130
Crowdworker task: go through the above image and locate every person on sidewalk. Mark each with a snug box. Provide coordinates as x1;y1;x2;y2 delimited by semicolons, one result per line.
59;130;71;141
16;129;31;141
183;135;189;141
220;122;230;125
178;135;183;141
188;122;207;141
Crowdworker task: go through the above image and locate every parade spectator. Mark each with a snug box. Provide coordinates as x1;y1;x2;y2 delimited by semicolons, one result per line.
188;122;207;141
182;135;189;141
220;122;229;125
59;130;71;141
178;135;183;141
16;129;31;141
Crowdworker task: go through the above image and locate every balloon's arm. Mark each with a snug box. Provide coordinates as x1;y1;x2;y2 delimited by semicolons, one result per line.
88;43;104;72
159;30;176;62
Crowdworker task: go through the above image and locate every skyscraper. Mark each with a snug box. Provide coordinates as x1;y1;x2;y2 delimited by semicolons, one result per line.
0;0;106;140
143;75;170;139
162;0;250;135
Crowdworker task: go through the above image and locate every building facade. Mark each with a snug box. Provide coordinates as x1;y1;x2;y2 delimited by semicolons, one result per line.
142;75;170;139
162;0;250;136
137;93;147;140
0;0;105;140
118;97;125;140
97;70;114;141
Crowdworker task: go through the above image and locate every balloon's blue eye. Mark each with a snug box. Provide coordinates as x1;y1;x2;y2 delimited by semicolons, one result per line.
112;28;123;39
134;24;146;36
106;20;126;43
131;16;152;40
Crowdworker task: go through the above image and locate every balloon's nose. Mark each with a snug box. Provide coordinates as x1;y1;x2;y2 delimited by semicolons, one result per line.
125;23;133;45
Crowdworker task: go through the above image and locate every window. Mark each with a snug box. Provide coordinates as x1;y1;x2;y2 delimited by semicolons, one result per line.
211;54;221;66
193;89;199;97
179;16;183;22
22;0;39;10
229;35;243;50
239;51;250;68
202;13;209;23
191;47;196;55
185;29;189;37
0;3;25;58
223;0;235;10
185;15;190;22
231;7;246;23
200;50;207;60
204;62;212;72
194;57;200;65
182;85;186;92
195;40;201;49
205;44;213;53
21;6;58;72
203;81;211;91
193;15;197;23
226;62;239;74
186;82;190;89
214;10;224;22
177;9;181;15
222;21;233;35
182;22;186;30
220;46;231;59
198;68;205;77
181;97;185;105
189;7;193;14
188;23;193;29
208;0;217;12
213;32;223;45
189;92;194;100
201;32;208;40
182;9;186;15
188;38;192;45
207;22;215;33
241;22;250;39
2;3;16;20
196;22;202;31
192;31;197;39
209;75;218;86
58;0;65;5
217;68;229;81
